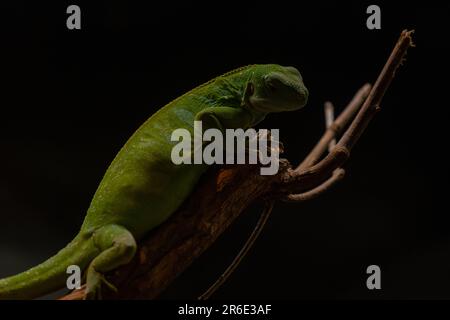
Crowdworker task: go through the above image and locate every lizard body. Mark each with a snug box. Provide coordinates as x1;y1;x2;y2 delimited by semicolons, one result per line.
0;64;308;299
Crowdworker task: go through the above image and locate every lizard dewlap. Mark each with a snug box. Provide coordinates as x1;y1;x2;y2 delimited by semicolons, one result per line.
0;64;308;299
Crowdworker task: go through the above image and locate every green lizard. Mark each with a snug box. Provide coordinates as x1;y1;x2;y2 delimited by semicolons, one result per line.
0;64;308;299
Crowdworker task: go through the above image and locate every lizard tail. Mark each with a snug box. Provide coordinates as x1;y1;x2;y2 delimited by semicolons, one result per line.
0;233;98;300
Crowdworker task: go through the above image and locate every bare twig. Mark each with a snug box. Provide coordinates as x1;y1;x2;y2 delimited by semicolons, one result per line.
283;168;345;202
287;30;414;192
297;83;371;171
337;30;414;152
283;102;346;202
324;102;337;152
198;200;274;300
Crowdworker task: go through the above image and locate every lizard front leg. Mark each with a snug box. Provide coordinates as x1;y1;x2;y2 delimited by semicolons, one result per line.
195;106;254;132
194;106;270;164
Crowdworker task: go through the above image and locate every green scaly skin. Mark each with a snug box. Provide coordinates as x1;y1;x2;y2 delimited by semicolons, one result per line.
0;64;308;299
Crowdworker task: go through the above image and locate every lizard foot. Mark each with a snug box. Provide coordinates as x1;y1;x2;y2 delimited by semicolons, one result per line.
84;267;117;300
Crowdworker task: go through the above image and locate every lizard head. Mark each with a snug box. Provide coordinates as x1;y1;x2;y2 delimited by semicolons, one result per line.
242;64;308;113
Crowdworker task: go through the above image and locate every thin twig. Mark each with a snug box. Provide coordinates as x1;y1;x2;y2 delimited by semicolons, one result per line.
283;102;346;202
198;200;274;300
337;30;414;152
289;30;414;190
282;168;345;202
324;102;337;152
297;83;371;171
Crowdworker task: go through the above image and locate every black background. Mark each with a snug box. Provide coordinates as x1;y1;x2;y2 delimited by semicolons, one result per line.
0;1;449;300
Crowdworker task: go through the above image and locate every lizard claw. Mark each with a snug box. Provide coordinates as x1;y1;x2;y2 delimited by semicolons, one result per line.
84;268;117;300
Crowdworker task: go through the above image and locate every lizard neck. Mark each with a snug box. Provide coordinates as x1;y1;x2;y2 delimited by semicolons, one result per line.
212;71;269;120
192;68;268;127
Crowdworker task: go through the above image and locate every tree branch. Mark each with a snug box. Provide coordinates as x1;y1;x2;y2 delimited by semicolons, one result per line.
60;29;414;300
282;168;345;202
285;29;414;192
324;101;337;152
283;101;346;202
297;84;371;171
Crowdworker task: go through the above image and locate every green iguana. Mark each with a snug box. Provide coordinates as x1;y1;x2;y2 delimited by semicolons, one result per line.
0;64;308;299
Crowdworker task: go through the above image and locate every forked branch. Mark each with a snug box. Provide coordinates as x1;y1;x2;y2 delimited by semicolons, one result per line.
60;30;414;300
